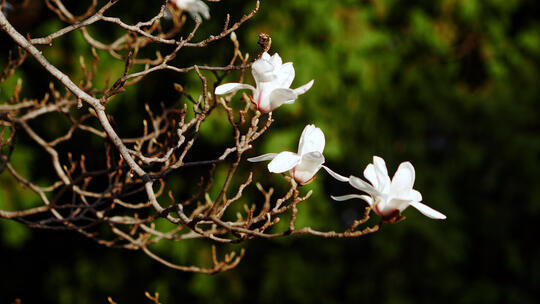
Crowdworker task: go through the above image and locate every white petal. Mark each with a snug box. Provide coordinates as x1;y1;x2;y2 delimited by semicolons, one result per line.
194;1;210;19
173;0;210;20
261;52;271;61
267;152;301;173
359;195;374;206
269;52;283;67
349;175;381;197
321;165;349;182
268;88;297;111
293;80;314;95
373;156;388;175
297;124;325;155
363;164;378;189
247;153;278;163
372;156;391;193
409;201;446;219
386;198;412;212
292;151;325;184
276;62;295;88
410;189;422;201
299;151;325;163
391;162;415;196
331;194;373;206
297;124;315;153
332;194;374;208
252;57;276;83
215;83;254;95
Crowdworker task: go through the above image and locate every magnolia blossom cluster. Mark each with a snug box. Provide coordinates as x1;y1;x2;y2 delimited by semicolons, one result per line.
215;50;446;221
247;125;348;185
331;156;446;220
216;52;314;113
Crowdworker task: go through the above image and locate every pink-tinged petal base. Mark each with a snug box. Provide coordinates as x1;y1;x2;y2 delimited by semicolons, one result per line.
255;89;272;113
291;167;317;185
290;151;324;184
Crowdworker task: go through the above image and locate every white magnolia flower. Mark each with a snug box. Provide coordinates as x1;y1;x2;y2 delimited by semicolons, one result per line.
169;0;210;20
332;156;446;220
248;124;347;185
215;52;314;113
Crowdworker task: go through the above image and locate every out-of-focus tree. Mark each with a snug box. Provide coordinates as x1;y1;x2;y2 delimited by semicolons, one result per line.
2;0;540;303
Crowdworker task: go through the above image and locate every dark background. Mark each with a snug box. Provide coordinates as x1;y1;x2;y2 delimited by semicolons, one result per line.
1;0;540;303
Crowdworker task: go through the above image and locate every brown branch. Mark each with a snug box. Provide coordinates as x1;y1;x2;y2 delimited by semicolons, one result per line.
0;0;384;274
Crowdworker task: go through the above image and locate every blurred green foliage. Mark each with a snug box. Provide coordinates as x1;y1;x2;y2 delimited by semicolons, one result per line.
1;0;540;303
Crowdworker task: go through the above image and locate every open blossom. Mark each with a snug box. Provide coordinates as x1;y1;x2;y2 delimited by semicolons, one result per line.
248;125;347;185
332;156;446;220
215;52;314;113
169;0;210;20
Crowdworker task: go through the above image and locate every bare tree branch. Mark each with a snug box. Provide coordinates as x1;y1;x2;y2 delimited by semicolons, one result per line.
0;1;380;273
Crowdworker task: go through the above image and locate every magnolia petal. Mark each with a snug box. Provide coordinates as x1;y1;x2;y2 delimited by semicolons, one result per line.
332;194;374;207
172;0;210;20
349;175;381;197
276;62;295;88
391;162;416;196
215;83;254;95
297;124;313;154
359;194;374;206
363;164;378;189
321;165;349;182
247;153;278;163
292;151;325;184
299;151;325;163
372;156;391;192
269;52;283;67
252;58;276;83
194;1;211;19
293;79;314;95
387;198;412;213
267;152;301;173
331;194;367;202
268;88;298;110
373;156;388;175
297;124;325;155
409;201;446;219
410;189;423;201
261;52;271;61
